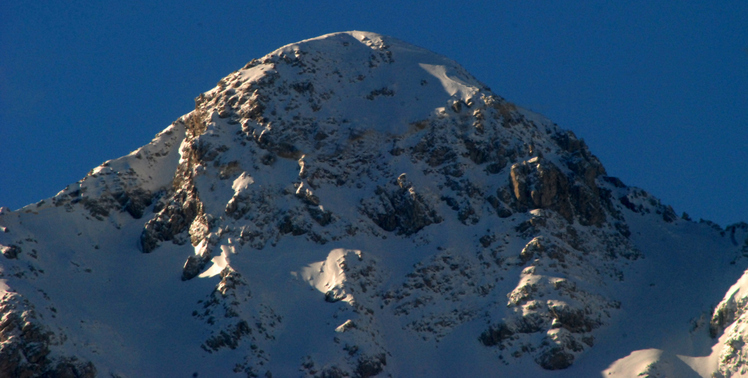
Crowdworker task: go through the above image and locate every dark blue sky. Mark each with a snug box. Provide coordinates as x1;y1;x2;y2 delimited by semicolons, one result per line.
2;2;746;226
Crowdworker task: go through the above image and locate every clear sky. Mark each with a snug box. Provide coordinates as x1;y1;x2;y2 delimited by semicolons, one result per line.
1;1;746;227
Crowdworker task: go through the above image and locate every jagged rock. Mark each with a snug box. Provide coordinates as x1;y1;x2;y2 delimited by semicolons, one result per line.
1;244;21;259
536;346;574;370
140;190;202;253
203;320;251;351
182;254;209;281
112;188;154;219
509;155;615;227
0;293;95;377
48;358;97;378
361;182;442;236
355;353;386;378
479;322;514;347
511;158;568;210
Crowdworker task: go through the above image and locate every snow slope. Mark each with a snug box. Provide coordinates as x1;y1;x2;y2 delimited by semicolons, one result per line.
0;31;746;377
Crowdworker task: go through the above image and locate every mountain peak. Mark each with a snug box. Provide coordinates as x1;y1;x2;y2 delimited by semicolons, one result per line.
0;32;746;377
200;30;489;137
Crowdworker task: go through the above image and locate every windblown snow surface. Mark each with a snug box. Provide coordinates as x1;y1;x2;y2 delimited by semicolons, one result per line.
1;31;747;377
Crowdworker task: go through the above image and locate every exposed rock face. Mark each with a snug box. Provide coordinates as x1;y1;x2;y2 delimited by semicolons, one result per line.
511;158;568;209
0;31;745;377
141;112;207;253
361;175;443;235
508;139;609;227
0;293;96;378
1;244;21;259
708;259;748;378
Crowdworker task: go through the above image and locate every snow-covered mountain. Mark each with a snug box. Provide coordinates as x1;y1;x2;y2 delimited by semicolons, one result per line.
1;31;746;377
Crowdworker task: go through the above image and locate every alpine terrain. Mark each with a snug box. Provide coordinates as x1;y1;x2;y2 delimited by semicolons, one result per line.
1;31;747;377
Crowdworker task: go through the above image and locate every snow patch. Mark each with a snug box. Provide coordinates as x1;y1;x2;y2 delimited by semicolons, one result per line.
299;248;362;304
603;349;664;376
603;349;704;377
232;172;255;193
199;245;236;278
419;63;478;101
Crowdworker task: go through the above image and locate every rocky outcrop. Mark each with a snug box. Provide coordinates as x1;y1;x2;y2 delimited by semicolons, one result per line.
36;123;185;225
297;249;391;377
727;223;748;257
0;292;96;378
510;158;571;212
616;186;679;224
0;244;21;259
140;114;209;253
707;270;748;377
140;188;203;253
361;174;442;235
509;154;609;227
